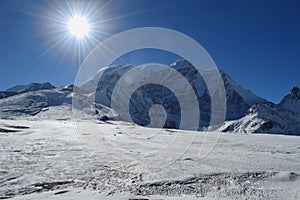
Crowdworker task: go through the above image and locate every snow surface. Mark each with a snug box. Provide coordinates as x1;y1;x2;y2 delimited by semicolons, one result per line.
1;118;299;199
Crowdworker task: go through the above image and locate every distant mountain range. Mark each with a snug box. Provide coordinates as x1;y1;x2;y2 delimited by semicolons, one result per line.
0;60;299;135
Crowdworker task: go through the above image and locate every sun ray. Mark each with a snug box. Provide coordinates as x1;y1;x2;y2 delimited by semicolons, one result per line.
5;0;164;71
28;34;71;66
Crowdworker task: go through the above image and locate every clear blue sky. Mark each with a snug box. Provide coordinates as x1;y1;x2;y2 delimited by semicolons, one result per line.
0;0;299;103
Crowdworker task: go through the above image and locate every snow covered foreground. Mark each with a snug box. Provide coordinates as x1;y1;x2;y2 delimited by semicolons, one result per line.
1;119;300;199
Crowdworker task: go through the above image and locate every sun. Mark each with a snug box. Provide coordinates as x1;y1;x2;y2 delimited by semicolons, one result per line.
68;15;90;39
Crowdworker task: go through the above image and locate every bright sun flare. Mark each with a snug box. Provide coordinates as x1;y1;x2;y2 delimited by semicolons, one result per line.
68;15;90;39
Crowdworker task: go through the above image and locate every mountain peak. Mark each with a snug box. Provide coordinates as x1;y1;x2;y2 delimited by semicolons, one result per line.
279;86;300;113
290;87;300;98
282;86;300;101
170;59;191;66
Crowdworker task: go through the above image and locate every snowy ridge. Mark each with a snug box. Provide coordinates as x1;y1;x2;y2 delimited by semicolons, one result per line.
219;87;300;135
5;82;55;93
0;84;115;120
0;82;55;100
0;62;299;135
0;86;72;118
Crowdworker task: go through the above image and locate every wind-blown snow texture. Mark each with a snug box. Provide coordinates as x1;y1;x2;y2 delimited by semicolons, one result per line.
0;60;299;134
1;119;300;199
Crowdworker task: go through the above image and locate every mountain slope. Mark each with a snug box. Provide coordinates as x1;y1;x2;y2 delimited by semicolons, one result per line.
219;87;300;135
0;82;55;100
0;91;17;99
0;85;115;120
80;60;267;129
0;86;72;118
279;86;300;112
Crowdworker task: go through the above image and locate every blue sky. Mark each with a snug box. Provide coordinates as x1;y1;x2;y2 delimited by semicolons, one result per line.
0;0;299;103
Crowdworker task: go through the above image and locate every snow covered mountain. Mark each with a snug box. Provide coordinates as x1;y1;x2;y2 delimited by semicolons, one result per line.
219;87;300;135
5;82;55;93
279;86;300;112
0;84;115;120
80;60;268;129
0;85;72;119
0;82;55;100
0;61;298;135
